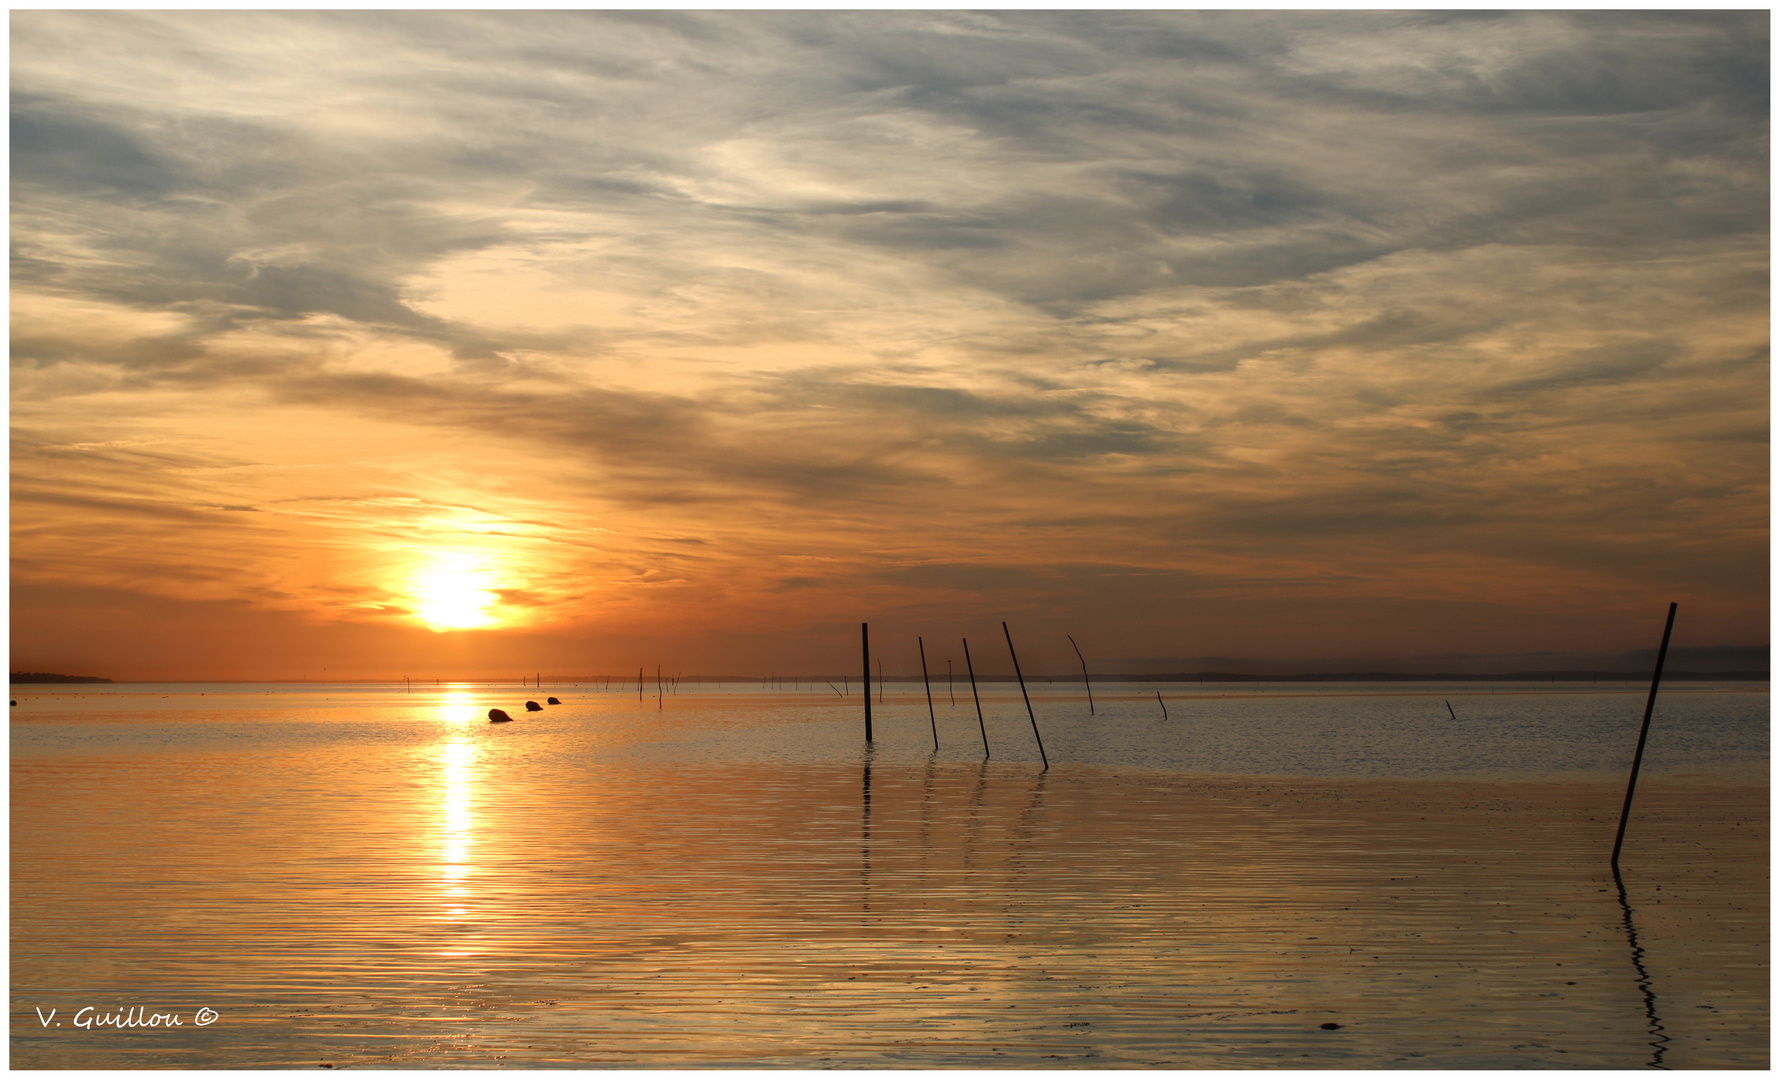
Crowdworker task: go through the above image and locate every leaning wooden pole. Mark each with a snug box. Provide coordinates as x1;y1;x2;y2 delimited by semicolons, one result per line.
1611;602;1678;871
1067;634;1095;716
1002;621;1048;769
862;622;873;743
918;636;938;751
963;637;989;758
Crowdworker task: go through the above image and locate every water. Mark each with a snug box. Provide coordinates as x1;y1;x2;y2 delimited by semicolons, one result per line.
11;681;1768;1068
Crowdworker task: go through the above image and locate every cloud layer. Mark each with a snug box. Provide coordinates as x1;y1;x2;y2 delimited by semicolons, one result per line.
11;12;1768;678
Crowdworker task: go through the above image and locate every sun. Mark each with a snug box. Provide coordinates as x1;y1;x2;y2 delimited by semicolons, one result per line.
411;560;500;631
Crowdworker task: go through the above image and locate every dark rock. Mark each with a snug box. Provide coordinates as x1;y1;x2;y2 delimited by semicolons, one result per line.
546;696;561;705
525;700;543;711
1320;1023;1341;1030
488;708;514;723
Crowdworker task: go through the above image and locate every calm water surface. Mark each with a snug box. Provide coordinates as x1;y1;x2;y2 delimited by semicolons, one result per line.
11;681;1768;1068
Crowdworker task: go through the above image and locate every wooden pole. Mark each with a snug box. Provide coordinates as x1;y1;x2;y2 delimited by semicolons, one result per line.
1612;602;1677;871
1002;622;1048;769
963;637;989;758
1156;690;1167;719
919;636;938;751
1067;634;1095;716
862;622;873;743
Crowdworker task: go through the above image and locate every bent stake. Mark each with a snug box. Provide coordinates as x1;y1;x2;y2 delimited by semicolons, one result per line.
1156;691;1168;720
1002;621;1048;770
1068;634;1095;716
1611;602;1678;871
919;636;938;751
963;637;989;758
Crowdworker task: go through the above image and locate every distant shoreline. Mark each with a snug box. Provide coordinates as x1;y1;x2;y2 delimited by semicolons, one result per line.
8;670;1764;685
1125;669;1770;683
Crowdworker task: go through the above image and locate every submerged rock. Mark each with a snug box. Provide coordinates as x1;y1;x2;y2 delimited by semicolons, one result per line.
525;700;543;711
547;696;561;705
488;708;515;723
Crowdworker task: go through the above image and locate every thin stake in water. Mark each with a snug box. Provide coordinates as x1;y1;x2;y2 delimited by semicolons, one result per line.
918;636;938;751
1157;691;1167;719
1002;621;1048;770
963;637;989;758
861;622;873;743
1445;699;1457;720
1612;602;1678;871
1068;634;1095;716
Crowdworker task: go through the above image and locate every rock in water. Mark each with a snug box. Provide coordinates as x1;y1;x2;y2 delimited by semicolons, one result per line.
488;708;515;723
547;696;561;705
525;700;543;711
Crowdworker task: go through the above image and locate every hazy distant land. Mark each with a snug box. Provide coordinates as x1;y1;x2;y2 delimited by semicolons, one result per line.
7;669;1763;686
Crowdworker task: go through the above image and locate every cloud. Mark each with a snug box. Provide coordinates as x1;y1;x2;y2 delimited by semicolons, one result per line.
9;11;1767;675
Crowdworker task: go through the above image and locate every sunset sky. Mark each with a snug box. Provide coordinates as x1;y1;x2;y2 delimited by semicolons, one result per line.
10;11;1768;680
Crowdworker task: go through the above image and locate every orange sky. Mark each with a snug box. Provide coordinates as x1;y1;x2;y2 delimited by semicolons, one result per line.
10;12;1768;680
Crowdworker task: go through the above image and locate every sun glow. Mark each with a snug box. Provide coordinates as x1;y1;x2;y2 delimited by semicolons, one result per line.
412;559;501;631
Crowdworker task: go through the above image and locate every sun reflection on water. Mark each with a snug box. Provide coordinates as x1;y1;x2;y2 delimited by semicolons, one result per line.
439;690;480;726
439;737;477;955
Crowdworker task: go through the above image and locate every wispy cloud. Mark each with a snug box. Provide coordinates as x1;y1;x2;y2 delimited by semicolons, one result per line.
10;11;1766;677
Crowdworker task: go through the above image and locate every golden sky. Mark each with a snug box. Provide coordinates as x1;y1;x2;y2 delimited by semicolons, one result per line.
10;12;1769;680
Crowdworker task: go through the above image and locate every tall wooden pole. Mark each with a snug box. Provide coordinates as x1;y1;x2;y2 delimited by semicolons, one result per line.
862;622;873;743
1002;621;1048;769
1612;603;1677;870
919;636;938;751
963;637;989;758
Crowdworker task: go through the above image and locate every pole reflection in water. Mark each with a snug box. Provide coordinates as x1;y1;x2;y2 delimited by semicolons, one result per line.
1613;867;1669;1069
860;750;873;915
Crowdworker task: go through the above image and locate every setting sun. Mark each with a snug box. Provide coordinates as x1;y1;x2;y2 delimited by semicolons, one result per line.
412;561;500;632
